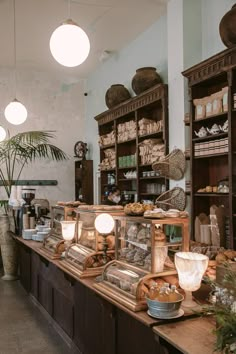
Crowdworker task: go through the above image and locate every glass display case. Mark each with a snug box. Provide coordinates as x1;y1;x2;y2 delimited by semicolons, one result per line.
59;206;124;278
39;205;76;259
94;215;190;311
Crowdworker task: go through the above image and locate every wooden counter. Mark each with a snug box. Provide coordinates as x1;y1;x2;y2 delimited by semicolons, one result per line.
14;236;218;354
153;316;216;354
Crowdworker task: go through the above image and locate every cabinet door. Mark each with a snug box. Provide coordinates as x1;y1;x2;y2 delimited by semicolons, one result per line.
19;244;31;293
38;256;53;315
30;251;41;299
74;282;115;354
51;267;74;339
116;308;160;354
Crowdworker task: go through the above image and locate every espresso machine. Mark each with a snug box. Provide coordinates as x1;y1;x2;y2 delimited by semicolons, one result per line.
16;188;36;236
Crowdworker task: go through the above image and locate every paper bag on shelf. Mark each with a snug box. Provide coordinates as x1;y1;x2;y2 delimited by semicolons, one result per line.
210;204;225;247
194;213;210;243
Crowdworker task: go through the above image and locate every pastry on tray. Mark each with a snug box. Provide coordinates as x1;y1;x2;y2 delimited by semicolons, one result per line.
144;208;165;218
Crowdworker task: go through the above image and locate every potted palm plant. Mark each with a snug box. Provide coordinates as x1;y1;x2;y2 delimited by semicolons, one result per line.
0;130;68;280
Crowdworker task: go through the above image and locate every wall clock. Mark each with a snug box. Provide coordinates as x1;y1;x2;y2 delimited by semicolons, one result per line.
74;141;88;160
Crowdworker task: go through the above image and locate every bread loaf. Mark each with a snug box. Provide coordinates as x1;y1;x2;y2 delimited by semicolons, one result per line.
161;275;179;287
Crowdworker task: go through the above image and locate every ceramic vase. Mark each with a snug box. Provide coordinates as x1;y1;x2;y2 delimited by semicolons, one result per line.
131;67;162;95
0;215;18;280
105;84;131;109
219;4;236;48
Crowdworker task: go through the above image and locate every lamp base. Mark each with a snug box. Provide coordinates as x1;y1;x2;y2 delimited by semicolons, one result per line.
182;290;198;308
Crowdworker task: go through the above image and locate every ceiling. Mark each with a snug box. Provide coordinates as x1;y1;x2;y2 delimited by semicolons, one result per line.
0;0;168;79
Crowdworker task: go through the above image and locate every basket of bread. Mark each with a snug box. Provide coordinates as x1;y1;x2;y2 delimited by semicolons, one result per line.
124;203;154;216
190;243;236;281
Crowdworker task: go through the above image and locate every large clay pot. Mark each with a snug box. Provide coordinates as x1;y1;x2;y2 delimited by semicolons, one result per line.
105;84;131;109
219;4;236;48
131;67;162;95
0;215;18;280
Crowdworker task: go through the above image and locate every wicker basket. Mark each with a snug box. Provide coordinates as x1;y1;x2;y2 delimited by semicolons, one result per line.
152;148;185;180
155;187;186;211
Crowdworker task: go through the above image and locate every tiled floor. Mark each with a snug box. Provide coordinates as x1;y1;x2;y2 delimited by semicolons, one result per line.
0;272;71;354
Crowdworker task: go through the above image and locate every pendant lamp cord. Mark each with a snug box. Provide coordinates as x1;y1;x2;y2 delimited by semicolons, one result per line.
13;0;17;98
68;0;71;19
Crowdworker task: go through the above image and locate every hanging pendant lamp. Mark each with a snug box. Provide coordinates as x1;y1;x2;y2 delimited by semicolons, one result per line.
4;0;27;125
0;126;7;142
49;0;90;67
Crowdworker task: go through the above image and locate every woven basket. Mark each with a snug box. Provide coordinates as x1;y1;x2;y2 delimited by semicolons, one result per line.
155;187;186;211
152;148;185;180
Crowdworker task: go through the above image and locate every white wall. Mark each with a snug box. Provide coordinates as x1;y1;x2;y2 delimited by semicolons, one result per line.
201;0;235;60
0;68;85;204
86;16;167;199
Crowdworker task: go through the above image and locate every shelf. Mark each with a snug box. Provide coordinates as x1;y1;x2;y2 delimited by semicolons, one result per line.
100;143;115;150
118;237;182;248
139;176;164;180
193;111;227;124
117;138;136;145
118;178;137;182
139;164;153;168
192;132;228;142
194;193;229;197
140;193;161;196
118;166;137;170
194;152;228;159
0;180;58;186
138;131;163;140
100;168;116;172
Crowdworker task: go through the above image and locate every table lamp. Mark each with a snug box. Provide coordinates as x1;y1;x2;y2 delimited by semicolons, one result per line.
77;221;83;242
175;252;209;308
94;213;115;262
60;220;76;248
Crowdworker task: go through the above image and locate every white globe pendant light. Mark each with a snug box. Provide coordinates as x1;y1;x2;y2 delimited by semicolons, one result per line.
4;0;28;125
5;99;27;125
50;0;90;68
50;19;90;67
0;126;7;142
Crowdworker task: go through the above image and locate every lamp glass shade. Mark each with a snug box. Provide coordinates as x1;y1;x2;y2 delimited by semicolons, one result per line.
0;126;6;142
94;213;115;235
175;252;209;292
4;99;27;125
50;22;90;67
60;220;76;241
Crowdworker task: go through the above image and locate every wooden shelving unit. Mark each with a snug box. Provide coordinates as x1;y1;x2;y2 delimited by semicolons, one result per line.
95;84;169;204
183;46;236;249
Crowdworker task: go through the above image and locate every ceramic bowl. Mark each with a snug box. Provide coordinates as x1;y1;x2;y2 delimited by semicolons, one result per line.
22;229;36;240
36;225;49;232
32;234;38;241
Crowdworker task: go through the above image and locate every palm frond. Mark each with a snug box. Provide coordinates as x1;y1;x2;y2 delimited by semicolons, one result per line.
0;130;68;197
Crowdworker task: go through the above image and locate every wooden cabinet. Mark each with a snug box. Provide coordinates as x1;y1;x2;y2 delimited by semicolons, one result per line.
116;308;160;354
74;281;115;354
75;159;94;204
95;84;168;204
18;239;203;354
182;47;236;249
